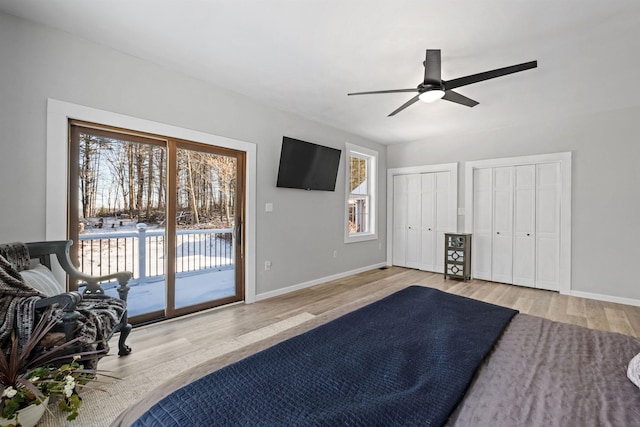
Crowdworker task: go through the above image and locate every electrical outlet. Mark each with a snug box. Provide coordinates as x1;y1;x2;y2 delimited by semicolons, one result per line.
333;250;337;259
264;260;272;271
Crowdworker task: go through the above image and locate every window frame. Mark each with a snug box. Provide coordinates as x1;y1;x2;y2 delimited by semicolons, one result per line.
344;143;378;243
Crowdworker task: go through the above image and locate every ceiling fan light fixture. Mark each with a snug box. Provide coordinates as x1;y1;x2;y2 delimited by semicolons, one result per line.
418;89;445;103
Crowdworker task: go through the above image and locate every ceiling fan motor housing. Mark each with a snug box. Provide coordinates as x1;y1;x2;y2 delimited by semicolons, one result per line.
418;82;443;93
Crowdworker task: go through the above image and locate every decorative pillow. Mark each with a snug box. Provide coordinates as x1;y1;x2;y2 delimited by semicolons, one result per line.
19;264;63;297
629;353;640;389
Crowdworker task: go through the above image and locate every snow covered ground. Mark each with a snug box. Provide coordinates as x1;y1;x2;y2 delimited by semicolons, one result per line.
102;268;235;317
80;217;236;318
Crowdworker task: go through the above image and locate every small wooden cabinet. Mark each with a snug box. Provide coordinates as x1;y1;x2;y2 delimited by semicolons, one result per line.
444;233;472;281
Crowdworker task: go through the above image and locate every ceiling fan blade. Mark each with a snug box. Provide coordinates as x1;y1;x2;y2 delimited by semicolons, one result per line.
348;89;418;96
444;60;537;90
424;49;441;85
442;90;479;107
388;94;421;117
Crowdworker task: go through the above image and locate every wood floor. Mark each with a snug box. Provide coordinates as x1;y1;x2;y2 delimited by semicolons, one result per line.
101;266;640;379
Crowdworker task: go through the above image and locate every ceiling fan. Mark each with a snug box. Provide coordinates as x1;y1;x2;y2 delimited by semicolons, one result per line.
348;49;537;116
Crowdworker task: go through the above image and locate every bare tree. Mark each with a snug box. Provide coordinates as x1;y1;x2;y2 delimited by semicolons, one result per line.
145;145;154;219
184;150;200;225
78;134;109;218
127;144;135;216
210;155;236;226
135;144;145;219
156;149;165;212
78;133;238;229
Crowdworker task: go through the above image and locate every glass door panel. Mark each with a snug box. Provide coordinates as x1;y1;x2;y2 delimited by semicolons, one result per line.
172;145;239;312
70;124;167;320
70;122;245;324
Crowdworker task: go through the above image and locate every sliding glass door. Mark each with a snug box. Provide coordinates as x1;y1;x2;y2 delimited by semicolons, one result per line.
168;141;244;317
69;121;245;324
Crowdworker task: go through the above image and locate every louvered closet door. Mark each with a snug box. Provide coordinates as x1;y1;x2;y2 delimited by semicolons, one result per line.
421;171;454;273
405;174;422;269
472;168;493;281
513;165;536;287
419;173;436;271
434;171;453;273
535;163;561;291
491;167;514;284
471;161;562;290
392;175;408;267
393;170;455;273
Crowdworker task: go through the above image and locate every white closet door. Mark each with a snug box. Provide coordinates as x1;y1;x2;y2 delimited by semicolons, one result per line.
392;175;408;267
419;173;436;271
392;169;455;274
513;165;536;287
405;174;422;269
467;154;568;291
492;167;514;284
472;168;493;281
536;163;561;291
435;171;453;273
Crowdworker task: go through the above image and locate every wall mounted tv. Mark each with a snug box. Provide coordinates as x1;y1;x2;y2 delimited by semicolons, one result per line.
276;136;342;191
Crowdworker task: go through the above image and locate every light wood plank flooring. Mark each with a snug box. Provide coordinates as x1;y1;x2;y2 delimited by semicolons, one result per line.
101;266;640;379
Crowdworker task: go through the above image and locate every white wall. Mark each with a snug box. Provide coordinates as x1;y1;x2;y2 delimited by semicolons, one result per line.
0;12;387;296
388;106;640;304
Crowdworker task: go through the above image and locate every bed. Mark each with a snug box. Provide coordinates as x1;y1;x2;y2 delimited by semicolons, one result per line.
112;286;640;426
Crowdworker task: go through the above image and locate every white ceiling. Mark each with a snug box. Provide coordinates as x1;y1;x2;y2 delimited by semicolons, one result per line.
1;0;639;145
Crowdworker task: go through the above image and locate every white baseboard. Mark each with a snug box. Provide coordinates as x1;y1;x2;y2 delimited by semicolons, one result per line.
255;262;388;302
570;290;640;307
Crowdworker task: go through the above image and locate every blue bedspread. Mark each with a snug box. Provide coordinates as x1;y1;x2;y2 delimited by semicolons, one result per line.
134;286;517;427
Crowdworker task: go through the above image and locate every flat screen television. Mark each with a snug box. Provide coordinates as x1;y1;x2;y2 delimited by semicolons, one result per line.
276;137;342;191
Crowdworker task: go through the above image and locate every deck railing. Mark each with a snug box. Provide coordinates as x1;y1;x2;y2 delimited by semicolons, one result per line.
77;224;233;284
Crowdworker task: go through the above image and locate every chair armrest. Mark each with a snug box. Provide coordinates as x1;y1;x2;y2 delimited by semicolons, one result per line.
34;291;82;311
34;291;83;342
26;240;133;300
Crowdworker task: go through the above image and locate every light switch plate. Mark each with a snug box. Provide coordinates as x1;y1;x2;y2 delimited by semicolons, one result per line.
265;203;273;212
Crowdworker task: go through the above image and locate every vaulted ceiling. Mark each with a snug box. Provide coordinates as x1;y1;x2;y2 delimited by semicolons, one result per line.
1;0;639;144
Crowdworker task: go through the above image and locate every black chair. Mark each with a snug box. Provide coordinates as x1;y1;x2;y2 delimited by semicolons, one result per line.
0;240;133;356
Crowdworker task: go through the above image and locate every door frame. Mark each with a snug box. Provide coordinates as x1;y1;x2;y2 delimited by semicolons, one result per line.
386;163;458;267
464;152;572;294
45;98;257;303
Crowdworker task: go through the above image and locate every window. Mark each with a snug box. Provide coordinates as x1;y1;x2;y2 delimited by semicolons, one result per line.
345;143;377;243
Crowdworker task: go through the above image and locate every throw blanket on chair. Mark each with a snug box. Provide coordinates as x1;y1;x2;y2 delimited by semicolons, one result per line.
0;244;44;351
0;243;125;358
76;294;126;356
133;286;518;427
